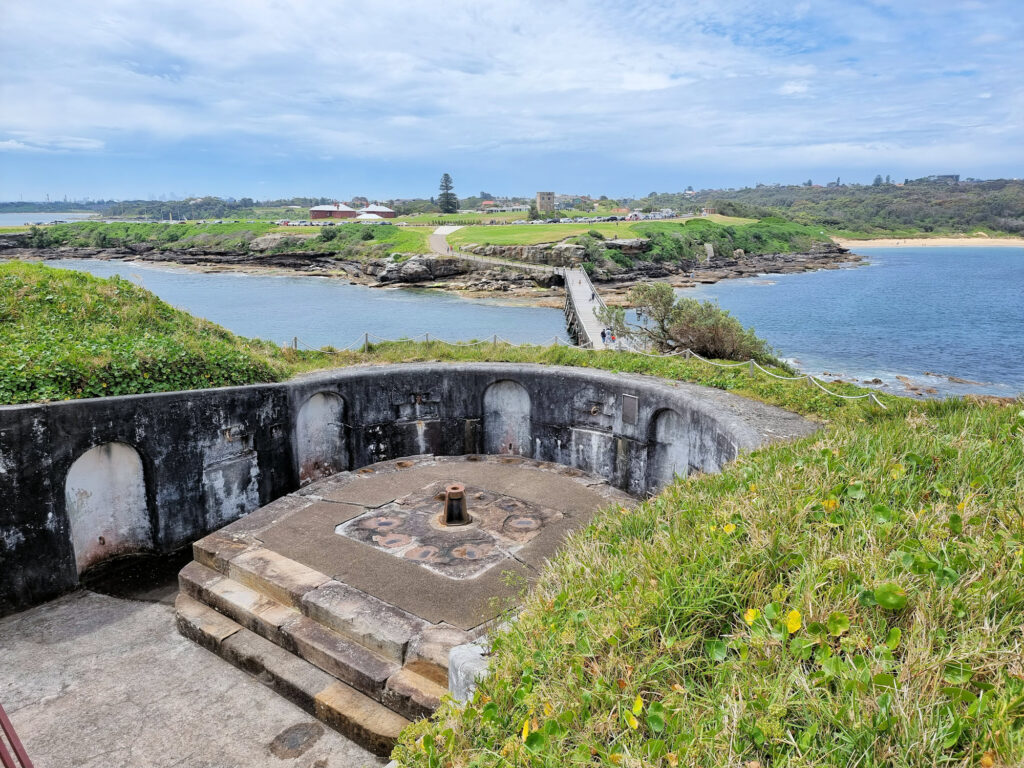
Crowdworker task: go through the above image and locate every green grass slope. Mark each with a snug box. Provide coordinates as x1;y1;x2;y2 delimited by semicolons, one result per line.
0;261;291;403
393;392;1024;767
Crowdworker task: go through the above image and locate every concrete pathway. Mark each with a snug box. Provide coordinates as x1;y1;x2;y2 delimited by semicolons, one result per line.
428;226;555;274
0;588;383;768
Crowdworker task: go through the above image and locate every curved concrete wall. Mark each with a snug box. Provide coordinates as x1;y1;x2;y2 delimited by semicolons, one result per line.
0;363;816;614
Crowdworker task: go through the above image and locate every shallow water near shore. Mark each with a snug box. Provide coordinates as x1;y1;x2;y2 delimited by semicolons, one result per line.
679;246;1024;397
42;258;570;347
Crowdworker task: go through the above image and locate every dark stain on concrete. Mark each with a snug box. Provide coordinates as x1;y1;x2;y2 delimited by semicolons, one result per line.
268;722;324;759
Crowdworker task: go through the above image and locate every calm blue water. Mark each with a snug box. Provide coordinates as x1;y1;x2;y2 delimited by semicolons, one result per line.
680;247;1024;396
42;259;569;347
0;212;96;226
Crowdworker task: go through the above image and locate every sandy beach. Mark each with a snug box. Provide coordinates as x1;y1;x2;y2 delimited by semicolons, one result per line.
835;236;1024;249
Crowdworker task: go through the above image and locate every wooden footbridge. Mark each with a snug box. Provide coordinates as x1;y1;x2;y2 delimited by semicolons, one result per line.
429;226;613;349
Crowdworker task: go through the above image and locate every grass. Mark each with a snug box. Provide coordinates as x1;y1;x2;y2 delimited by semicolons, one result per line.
0;262;289;403
393;393;1024;767
449;222;637;246
447;216;764;248
17;220;432;258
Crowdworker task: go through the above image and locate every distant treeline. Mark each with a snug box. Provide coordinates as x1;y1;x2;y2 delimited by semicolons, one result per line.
633;179;1024;236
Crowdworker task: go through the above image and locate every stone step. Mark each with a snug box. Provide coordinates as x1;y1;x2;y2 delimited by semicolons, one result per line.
382;667;448;722
226;546;332;608
179;560;298;648
174;593;409;758
284;615;401;698
301;580;427;664
179;561;400;699
405;623;474;687
188;541;433;673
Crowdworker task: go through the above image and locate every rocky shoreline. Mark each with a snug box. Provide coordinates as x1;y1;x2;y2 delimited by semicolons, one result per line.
0;234;860;305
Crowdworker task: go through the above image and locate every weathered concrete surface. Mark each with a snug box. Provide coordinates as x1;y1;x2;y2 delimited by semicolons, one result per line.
65;441;151;573
0;589;384;768
260;456;635;630
1;362;817;615
449;642;490;702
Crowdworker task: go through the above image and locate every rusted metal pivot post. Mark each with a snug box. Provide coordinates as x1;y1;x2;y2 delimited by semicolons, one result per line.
439;483;472;526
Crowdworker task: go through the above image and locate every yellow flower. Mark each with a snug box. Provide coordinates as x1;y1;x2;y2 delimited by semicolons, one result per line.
610;755;623;765
723;523;737;534
521;717;530;741
543;701;553;717
632;694;644;715
822;498;838;511
749;483;758;492
625;710;639;729
743;608;760;626
785;609;802;633
956;501;966;512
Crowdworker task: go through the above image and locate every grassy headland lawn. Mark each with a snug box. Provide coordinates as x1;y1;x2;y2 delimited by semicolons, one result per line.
18;220;430;258
4;262;1023;766
447;215;758;247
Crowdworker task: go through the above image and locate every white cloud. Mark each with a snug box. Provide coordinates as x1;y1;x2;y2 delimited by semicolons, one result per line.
778;81;810;95
0;0;1020;179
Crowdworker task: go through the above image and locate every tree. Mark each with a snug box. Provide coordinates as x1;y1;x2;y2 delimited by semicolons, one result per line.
528;202;540;220
438;174;458;214
596;282;782;365
804;179;813;187
873;175;884;187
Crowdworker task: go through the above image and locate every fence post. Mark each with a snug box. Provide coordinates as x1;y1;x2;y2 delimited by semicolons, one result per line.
425;332;430;344
748;359;755;376
493;334;498;345
683;349;692;359
363;332;369;353
293;336;298;350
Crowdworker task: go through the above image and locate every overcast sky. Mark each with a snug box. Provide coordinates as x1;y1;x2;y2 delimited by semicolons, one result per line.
1;0;1021;201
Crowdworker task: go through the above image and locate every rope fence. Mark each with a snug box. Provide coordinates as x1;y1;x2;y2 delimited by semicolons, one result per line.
283;333;887;408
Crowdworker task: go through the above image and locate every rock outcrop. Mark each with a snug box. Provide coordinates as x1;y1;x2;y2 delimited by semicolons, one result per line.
364;255;472;284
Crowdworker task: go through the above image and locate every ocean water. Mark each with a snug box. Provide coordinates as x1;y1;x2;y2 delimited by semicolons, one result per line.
679;247;1024;397
0;212;96;226
41;258;570;347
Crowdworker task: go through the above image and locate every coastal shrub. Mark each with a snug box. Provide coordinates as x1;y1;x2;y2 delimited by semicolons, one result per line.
587;228;605;240
606;248;632;269
599;282;782;365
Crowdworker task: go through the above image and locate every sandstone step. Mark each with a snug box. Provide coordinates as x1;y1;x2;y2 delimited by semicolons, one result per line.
174;593;409;757
180;561;400;700
226;546;332;608
282;615;401;698
316;682;411;758
382;667;448;721
405;623;474;687
179;560;298;648
174;590;242;652
301;580;427;664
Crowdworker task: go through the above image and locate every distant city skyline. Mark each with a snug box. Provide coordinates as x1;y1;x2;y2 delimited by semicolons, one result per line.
1;1;1021;201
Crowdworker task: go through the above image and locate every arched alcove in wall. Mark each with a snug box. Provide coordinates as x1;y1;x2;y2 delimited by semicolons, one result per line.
483;380;532;456
295;391;348;484
647;408;689;491
65;442;152;573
